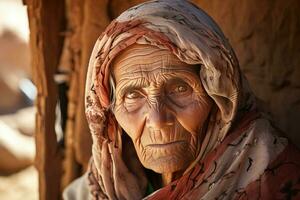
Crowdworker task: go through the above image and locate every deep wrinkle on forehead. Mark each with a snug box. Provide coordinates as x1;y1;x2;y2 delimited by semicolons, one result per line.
114;53;196;78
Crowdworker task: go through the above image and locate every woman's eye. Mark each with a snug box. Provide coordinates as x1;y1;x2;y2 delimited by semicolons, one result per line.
125;91;143;99
123;90;145;112
175;85;187;93
169;83;191;95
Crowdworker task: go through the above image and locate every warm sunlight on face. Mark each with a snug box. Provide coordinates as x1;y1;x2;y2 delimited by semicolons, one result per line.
112;45;213;174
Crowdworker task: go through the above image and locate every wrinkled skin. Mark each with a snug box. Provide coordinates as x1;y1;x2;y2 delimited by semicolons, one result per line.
111;44;213;185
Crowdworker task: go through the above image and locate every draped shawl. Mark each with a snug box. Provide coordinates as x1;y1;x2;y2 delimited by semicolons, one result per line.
82;0;300;199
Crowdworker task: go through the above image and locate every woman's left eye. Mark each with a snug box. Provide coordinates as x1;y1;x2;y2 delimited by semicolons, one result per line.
169;83;191;95
174;85;188;93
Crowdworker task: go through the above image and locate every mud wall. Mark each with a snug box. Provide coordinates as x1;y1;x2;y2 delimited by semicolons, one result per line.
194;0;300;146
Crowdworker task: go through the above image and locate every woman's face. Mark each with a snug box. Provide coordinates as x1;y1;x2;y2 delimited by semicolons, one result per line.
112;45;213;174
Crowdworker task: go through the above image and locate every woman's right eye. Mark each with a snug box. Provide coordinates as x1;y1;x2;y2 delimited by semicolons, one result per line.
123;90;145;112
125;90;143;100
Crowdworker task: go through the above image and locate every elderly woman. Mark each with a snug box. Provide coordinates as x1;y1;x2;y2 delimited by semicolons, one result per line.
64;0;300;199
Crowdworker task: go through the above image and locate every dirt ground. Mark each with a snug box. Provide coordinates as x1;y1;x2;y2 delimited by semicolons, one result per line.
0;166;38;200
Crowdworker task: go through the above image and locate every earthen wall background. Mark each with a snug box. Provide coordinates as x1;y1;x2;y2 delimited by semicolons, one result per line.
194;0;300;145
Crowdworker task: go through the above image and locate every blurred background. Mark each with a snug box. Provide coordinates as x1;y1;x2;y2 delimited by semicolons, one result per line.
0;0;37;199
0;0;299;200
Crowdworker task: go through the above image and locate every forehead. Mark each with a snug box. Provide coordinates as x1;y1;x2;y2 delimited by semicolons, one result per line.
112;44;198;82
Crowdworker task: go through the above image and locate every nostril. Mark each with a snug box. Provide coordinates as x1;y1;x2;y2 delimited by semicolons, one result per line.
146;109;174;129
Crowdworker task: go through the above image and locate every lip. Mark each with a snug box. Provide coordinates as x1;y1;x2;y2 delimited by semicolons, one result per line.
146;140;186;148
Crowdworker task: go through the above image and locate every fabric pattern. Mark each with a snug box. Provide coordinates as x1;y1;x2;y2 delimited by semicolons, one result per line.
81;0;300;199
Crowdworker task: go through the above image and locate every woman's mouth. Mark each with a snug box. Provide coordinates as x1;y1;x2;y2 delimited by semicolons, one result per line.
146;140;186;148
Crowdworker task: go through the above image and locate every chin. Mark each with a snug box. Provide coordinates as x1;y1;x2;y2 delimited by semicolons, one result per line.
143;154;192;174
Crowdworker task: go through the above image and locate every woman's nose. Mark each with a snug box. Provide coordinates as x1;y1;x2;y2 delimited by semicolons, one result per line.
146;104;174;129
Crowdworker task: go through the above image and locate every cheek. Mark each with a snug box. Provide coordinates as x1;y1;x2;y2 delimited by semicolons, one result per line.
175;96;212;134
114;105;146;141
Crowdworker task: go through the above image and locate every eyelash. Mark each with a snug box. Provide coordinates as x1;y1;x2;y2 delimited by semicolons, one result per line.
125;90;143;99
169;84;188;94
123;83;190;99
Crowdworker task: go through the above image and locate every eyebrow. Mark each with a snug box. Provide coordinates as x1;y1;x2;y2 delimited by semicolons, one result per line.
117;77;149;97
117;75;201;98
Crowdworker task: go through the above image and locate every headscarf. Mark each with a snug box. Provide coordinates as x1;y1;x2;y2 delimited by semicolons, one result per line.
85;0;292;199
